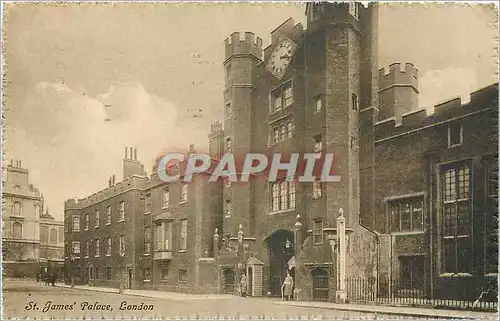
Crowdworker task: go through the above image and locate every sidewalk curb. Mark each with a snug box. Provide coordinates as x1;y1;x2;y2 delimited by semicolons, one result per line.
274;301;498;320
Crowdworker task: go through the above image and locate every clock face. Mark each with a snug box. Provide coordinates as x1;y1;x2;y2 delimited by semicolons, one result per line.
267;37;297;79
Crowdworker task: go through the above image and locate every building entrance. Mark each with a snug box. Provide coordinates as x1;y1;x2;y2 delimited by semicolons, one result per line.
265;229;294;297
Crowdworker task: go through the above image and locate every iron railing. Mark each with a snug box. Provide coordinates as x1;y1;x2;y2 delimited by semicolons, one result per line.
345;277;498;312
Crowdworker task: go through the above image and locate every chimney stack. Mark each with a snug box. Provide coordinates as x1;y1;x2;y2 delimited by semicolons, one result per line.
108;177;112;187
134;148;137;161
113;175;116;185
125;147;128;159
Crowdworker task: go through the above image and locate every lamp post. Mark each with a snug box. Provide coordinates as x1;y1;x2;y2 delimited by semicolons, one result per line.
336;208;347;303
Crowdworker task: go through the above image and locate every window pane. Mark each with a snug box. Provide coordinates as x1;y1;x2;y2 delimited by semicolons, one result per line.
457;167;470;199
284;86;293;107
288;181;296;209
456;201;471;235
272;183;279;212
390;204;400;232
401;202;412;231
411;200;423;231
443;238;456;273
456;238;471;273
444;169;456;202
280;181;287;210
443;203;456;236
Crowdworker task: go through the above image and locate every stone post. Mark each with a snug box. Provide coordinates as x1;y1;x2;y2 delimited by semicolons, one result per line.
294;214;303;301
336;208;347;303
237;224;245;291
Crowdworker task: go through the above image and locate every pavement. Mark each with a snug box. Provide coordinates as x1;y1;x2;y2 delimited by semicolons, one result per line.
3;279;498;319
54;282;498;320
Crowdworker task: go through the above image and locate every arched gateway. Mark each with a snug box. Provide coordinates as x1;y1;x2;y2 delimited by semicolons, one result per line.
264;229;294;297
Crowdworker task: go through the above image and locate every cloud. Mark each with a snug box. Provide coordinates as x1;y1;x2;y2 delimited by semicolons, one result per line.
4;81;208;220
419;67;479;112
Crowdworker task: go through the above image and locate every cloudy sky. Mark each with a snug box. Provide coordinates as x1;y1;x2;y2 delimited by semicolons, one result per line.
2;2;498;220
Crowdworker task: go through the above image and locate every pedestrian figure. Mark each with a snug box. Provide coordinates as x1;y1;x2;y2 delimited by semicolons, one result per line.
36;272;40;282
282;272;294;301
240;273;248;298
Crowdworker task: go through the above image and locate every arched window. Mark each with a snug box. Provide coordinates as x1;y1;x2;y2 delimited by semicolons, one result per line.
50;228;58;244
12;222;22;239
12;202;22;216
34;203;40;218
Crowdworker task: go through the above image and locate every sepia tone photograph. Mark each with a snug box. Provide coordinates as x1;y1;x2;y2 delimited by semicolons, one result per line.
1;1;498;319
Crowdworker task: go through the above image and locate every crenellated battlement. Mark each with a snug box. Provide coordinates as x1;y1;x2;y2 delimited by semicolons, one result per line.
224;32;263;60
374;83;498;141
379;63;419;92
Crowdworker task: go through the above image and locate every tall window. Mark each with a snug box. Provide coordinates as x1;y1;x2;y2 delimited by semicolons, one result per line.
313;219;323;245
270;180;296;212
179;269;187;283
106;267;112;280
145;195;152;213
106;237;111;256
448;123;463;147
225;200;232;218
73;215;80;232
85;214;89;230
144;227;151;254
95;210;100;227
180;219;188;251
315;95;322;112
119;202;125;221
106;207;111;225
441;162;472;273
95;239;100;257
225;138;232;153
314;135;323;158
72;241;81;256
485;155;498;274
225;102;232;118
143;268;151;282
85;241;89;258
119;235;125;257
12;222;22;239
270;83;293;113
12;201;22;216
164;221;172;250
50;228;57;244
352;93;358;111
155;223;163;250
163;189;170;208
313;180;322;200
181;184;188;203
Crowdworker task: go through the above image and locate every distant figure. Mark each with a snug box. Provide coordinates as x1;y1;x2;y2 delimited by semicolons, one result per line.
282;272;294;301
240;273;248;298
36;272;40;282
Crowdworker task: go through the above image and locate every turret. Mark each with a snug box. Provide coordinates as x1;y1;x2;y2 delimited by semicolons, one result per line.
208;121;224;159
378;62;419;123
